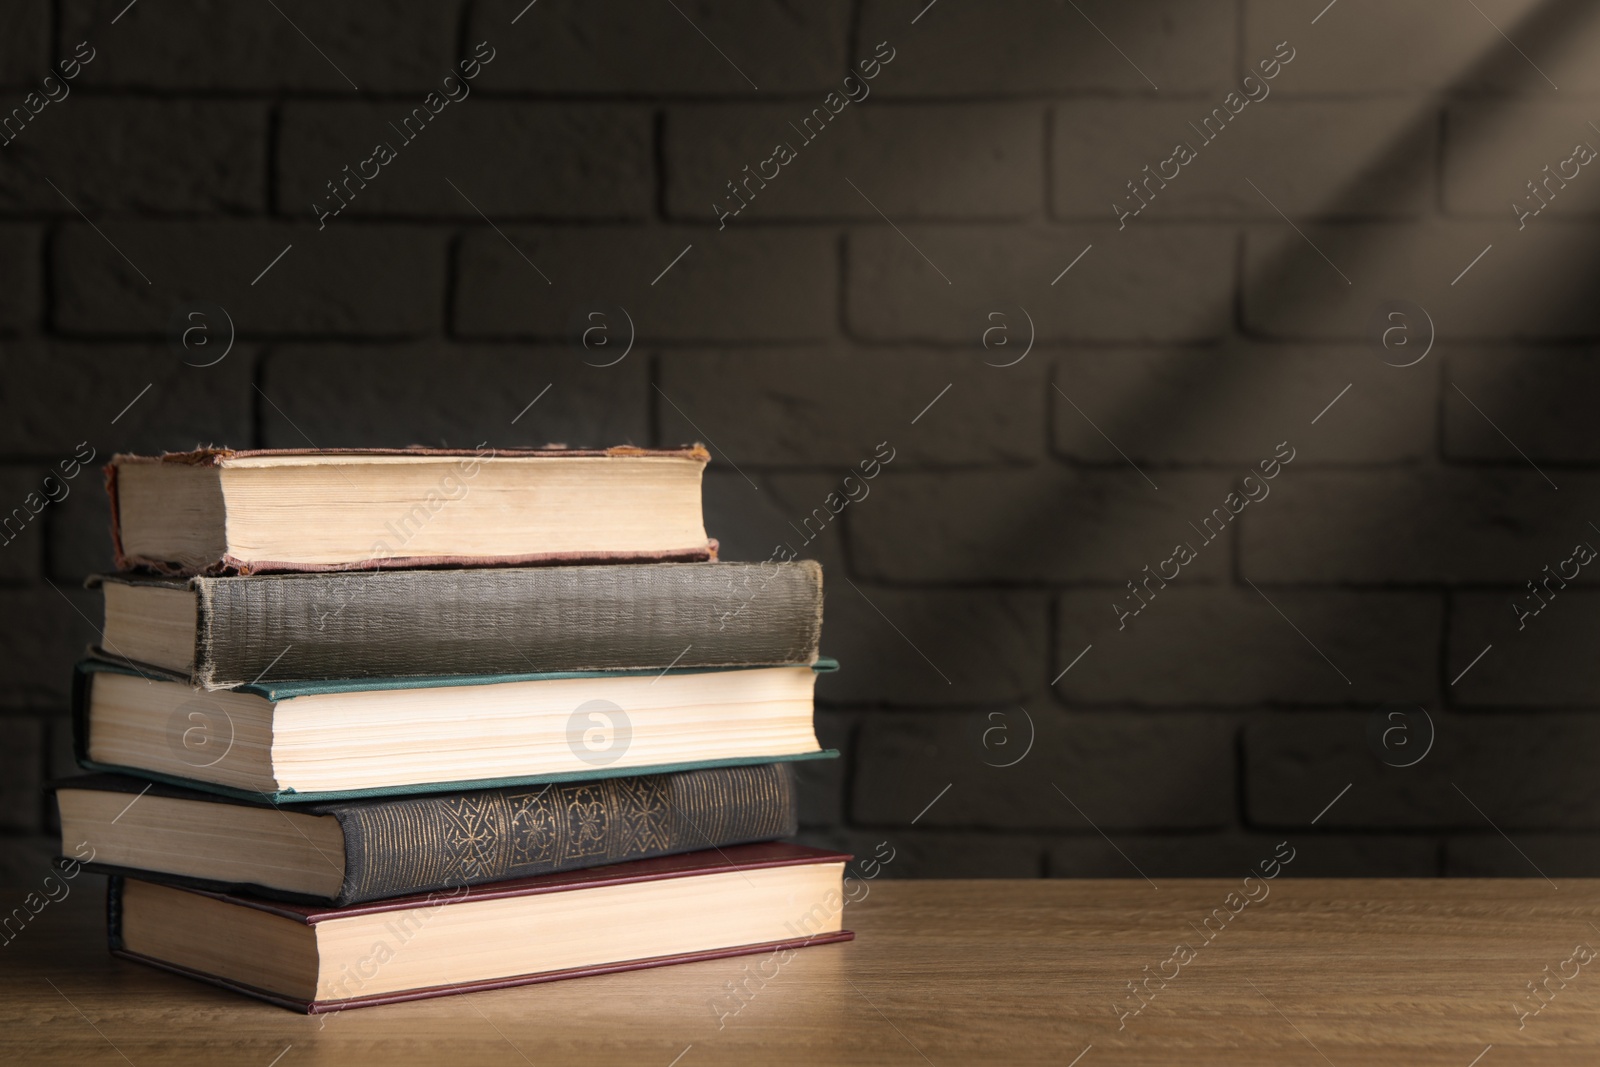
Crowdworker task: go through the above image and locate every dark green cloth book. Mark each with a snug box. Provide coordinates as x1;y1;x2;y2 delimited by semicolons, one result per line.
53;764;801;906
91;560;823;690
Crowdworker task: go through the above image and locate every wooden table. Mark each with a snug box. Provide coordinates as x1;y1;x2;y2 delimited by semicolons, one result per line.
4;877;1599;1065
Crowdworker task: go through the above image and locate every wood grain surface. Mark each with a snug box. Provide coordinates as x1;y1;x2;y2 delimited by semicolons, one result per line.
3;876;1599;1065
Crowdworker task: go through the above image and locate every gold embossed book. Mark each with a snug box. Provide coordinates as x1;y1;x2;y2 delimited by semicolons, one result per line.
52;764;802;905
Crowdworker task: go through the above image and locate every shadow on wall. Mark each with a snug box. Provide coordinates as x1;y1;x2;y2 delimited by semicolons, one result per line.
812;0;1600;874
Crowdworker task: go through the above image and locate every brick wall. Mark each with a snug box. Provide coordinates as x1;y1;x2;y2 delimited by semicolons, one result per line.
2;0;1597;883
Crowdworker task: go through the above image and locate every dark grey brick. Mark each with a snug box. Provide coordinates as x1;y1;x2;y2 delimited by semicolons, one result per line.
660;348;1047;467
715;468;1033;706
1048;834;1439;878
849;469;1237;583
1446;103;1600;219
796;711;854;828
1247;712;1600;830
0;340;255;455
819;587;1049;707
1445;350;1600;462
469;0;852;94
54;223;447;337
1242;471;1593;584
278;103;652;221
0;0;1595;882
708;472;1036;705
1243;222;1600;340
0;101;265;213
455;227;836;340
0;1;47;87
0;837;58;890
259;343;648;449
1053;346;1434;465
0;714;44;831
1450;592;1600;708
1246;0;1600;95
703;471;849;575
847;225;1234;342
61;1;464;92
862;0;1235;95
0;588;96;707
1054;101;1434;221
0;467;46;584
44;477;113;583
852;711;1239;830
0;226;40;334
1446;835;1600;878
1057;590;1439;705
665;104;1043;222
47;709;79;785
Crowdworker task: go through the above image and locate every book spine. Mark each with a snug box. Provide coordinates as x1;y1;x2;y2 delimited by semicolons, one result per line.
193;562;822;688
330;763;799;906
105;875;125;951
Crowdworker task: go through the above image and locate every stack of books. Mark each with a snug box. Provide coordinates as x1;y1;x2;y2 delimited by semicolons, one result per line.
50;446;851;1012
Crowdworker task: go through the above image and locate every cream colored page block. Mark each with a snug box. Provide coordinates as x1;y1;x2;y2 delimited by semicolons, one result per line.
313;863;845;1001
101;582;199;672
218;455;707;564
271;666;821;792
121;880;321;1001
86;672;279;793
57;790;345;898
115;463;227;567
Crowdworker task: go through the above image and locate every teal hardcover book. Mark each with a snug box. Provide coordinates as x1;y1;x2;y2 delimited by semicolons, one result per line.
73;658;837;804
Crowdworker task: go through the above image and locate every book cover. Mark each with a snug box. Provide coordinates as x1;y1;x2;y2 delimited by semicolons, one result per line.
106;445;716;576
56;762;803;906
71;659;839;803
107;843;856;1013
91;559;823;689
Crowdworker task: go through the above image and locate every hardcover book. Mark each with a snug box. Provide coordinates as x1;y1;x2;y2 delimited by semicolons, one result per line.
106;446;715;576
91;560;823;689
54;764;800;905
108;843;854;1012
74;659;834;802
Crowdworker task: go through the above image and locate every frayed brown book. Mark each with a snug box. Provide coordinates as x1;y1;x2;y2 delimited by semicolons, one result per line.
108;843;854;1012
106;446;714;576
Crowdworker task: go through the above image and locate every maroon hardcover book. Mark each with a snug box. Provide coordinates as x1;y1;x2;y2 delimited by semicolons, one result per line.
106;445;717;576
108;842;855;1012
